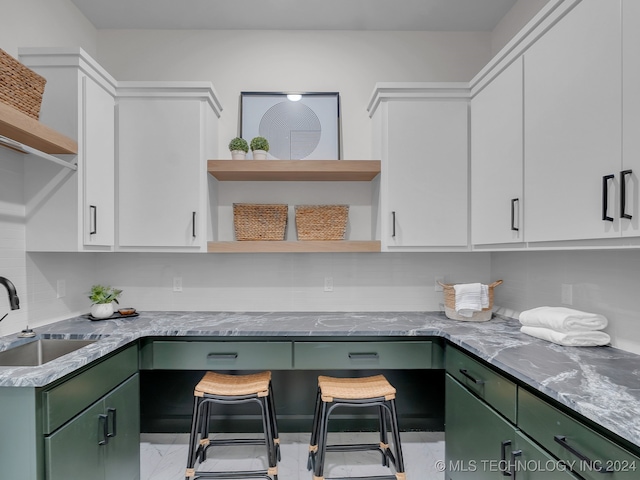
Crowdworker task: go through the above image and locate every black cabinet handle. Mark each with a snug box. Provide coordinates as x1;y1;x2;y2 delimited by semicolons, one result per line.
621;170;633;220
459;368;485;385
89;205;97;235
553;435;613;473
107;407;117;438
500;440;512;477
98;413;109;445
348;352;379;359
207;353;238;360
510;198;519;232
510;449;522;479
192;211;197;238
391;211;396;238
602;174;614;222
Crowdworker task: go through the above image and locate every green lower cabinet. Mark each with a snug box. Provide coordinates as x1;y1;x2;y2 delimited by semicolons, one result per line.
445;375;578;480
45;374;140;480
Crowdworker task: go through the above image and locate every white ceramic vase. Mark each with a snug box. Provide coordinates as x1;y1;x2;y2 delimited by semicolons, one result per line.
252;150;268;160
231;150;246;160
90;303;114;319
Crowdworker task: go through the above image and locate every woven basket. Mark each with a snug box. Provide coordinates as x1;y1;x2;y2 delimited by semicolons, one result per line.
233;203;288;241
295;205;348;240
439;280;503;322
0;49;46;120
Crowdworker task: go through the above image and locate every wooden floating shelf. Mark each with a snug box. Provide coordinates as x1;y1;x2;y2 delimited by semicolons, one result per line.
207;160;381;181
0;102;77;154
207;240;381;253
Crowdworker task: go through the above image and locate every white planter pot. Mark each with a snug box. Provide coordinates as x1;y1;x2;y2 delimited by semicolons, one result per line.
252;150;268;160
90;303;114;319
231;150;247;160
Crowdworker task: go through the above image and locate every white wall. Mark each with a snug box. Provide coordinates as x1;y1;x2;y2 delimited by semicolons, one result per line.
492;250;640;354
0;0;97;336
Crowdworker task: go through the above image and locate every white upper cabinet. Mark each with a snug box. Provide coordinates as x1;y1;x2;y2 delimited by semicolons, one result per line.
116;83;220;251
368;83;469;251
21;48;117;252
471;57;524;247
622;0;640;237
523;0;622;243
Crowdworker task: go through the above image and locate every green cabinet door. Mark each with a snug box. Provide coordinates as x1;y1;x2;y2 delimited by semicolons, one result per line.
45;374;139;480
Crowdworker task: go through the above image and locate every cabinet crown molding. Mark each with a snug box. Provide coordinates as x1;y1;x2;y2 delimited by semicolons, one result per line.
367;82;470;118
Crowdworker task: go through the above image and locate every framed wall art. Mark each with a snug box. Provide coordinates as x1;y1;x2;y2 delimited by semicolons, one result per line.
240;91;341;160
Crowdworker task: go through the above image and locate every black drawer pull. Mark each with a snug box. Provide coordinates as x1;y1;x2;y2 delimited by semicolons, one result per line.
510;449;522;479
391;211;396;238
621;169;633;219
106;407;117;438
207;353;238;360
98;414;109;446
89;205;97;235
510;198;519;232
554;435;613;473
602;174;615;222
459;368;485;385
500;440;512;477
348;352;379;359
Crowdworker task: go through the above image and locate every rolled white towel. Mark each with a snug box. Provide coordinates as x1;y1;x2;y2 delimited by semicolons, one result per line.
519;306;608;332
520;325;610;347
454;283;489;317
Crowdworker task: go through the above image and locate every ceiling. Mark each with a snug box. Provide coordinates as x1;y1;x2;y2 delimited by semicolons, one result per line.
70;0;518;31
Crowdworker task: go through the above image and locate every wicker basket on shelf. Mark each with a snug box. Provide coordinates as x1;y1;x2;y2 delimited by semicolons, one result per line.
295;205;348;240
233;203;288;241
0;49;46;120
439;280;503;322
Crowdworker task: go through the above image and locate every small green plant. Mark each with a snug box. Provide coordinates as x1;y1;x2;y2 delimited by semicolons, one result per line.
88;285;122;305
250;136;269;152
228;137;249;153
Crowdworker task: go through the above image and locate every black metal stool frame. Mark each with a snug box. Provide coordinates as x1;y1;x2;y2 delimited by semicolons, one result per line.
308;388;406;480
185;386;279;480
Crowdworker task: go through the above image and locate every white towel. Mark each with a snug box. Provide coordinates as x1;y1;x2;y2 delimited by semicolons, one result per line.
520;326;610;347
454;283;489;318
519;306;608;332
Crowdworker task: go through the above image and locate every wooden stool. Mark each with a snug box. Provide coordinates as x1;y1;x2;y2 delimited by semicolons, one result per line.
185;371;280;479
307;374;406;480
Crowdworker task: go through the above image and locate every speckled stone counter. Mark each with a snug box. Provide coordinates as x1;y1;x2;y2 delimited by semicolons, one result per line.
1;311;639;451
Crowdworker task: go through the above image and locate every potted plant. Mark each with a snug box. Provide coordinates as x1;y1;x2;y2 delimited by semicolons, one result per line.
88;284;122;319
228;137;249;160
250;136;270;160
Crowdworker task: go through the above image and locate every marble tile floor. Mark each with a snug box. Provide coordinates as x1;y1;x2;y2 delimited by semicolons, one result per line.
140;431;445;480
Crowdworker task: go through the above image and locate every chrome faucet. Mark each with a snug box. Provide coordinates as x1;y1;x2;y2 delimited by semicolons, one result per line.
0;277;20;322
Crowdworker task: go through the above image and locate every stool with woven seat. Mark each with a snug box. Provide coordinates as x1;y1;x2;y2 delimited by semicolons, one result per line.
185;371;280;480
307;374;406;480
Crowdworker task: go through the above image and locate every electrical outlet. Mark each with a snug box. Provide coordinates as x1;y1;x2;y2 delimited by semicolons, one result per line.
173;277;183;292
56;279;65;298
434;276;445;292
324;276;333;292
561;283;573;305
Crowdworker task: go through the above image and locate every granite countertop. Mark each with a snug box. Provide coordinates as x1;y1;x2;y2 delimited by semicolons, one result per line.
1;311;639;451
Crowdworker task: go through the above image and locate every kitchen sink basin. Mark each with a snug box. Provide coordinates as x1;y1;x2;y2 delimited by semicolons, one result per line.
0;339;96;367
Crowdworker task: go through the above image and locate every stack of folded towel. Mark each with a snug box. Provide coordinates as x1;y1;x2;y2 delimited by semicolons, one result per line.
454;283;489;317
519;306;610;347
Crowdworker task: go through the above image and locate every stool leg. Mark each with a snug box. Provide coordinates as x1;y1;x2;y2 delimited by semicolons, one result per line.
185;396;202;480
313;399;330;480
307;387;322;471
267;381;281;462
198;400;211;463
388;399;406;474
260;396;278;479
378;404;389;467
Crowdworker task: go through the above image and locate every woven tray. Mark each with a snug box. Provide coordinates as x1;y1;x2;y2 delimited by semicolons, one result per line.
439;280;503;322
233;203;288;241
0;49;46;120
295;205;348;240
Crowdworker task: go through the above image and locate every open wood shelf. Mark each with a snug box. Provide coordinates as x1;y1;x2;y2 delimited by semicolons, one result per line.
0;102;77;154
207;240;381;253
207;159;381;181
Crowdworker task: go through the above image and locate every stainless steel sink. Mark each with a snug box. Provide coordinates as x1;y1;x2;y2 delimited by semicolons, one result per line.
0;339;96;366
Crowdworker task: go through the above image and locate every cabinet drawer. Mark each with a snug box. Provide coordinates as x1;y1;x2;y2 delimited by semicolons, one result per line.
294;341;433;369
148;341;293;370
43;345;138;434
446;346;517;422
518;389;640;480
